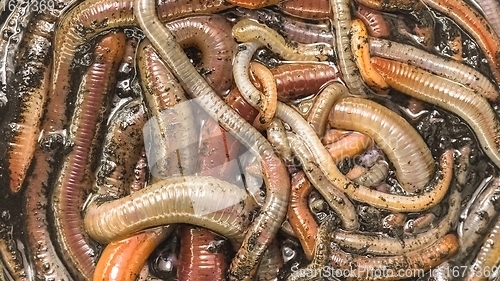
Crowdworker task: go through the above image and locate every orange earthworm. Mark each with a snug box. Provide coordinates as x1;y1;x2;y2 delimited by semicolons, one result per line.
249;61;278;129
307;82;348;137
288;171;319;261
321;128;351;145
226;0;281;9
324;132;374;164
350;19;389;95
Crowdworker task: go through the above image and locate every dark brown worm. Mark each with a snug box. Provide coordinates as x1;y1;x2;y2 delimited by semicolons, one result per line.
355;5;392;37
421;0;500;84
4;11;55;193
134;0;291;279
84;176;258;245
43;0;232;146
94;99;146;199
177;226;229;281
369;38;499;101
271;64;339;102
277;0;331;20
0;228;27;281
371;57;500;170
137;40;197;179
330;234;459;280
330;185;461;255
166;15;236;94
329;97;435;192
50;32;126;280
129;147;148;193
229;8;334;44
288;171;319;261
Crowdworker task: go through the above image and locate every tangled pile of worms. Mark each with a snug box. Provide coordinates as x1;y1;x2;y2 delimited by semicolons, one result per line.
2;0;500;279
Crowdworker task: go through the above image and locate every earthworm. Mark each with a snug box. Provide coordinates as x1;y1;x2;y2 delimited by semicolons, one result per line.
371;57;500;170
271;64;339;102
420;0;500;84
137;40;197;179
350;19;389;95
404;212;437;234
330;0;368;96
225;0;281;9
224;87;259;125
307;82;348;137
229;7;334;44
382;213;407;229
232;19;333;61
330;234;459;280
475;0;500;38
288;171;319;261
353;159;389;187
249;61;278;129
255;240;282;281
166;15;236;94
267;118;294;167
83;176;257;244
0;232;27;281
355;5;392;37
355;0;419;11
94;99;146;199
369;38;499;101
4;11;55;194
177;226;229;281
466;214;500;280
330;183;461;255
321;128;351;145
135;0;290;279
286;132;359;230
94;227;172;281
128;147;147;189
277;0;331;20
0;0;35;108
329;97;435;192
50;32;126;280
325;132;374;164
277;100;454;212
44;0;232;146
457;177;500;262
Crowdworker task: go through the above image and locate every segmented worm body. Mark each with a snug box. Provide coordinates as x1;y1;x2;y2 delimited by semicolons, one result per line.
420;0;500;84
307;82;348;137
330;234;459;281
277;0;331;20
369;38;499;101
288;172;319;261
355;5;392;37
466;214;500;280
134;1;290;279
51;32;126;280
329;97;435;192
232;19;334;61
371;57;500;170
475;0;500;38
324;132;373;164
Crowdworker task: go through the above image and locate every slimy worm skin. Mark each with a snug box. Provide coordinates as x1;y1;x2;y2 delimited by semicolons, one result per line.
277;0;331;20
51;32;126;280
307;82;348;137
288;171;319;261
134;0;291;279
355;5;392;38
466;213;500;280
369;38;499;102
329;234;459;281
324;132;373;164
225;0;281;9
329;97;435;192
371;57;500;171
249;61;278;130
420;0;500;84
232;19;334;61
475;0;500;38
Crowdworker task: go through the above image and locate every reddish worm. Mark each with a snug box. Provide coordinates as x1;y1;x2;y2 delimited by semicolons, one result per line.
134;0;291;280
50;32;126;280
